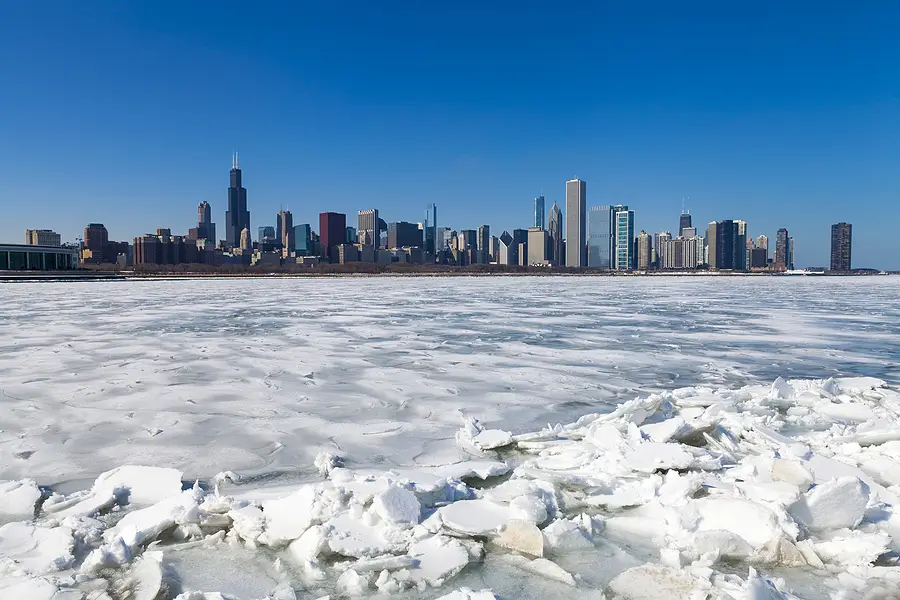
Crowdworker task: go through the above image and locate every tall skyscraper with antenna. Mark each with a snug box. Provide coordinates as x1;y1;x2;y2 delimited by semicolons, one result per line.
679;200;692;237
225;153;250;249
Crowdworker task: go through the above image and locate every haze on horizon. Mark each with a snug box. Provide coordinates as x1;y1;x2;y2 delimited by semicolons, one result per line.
1;2;898;269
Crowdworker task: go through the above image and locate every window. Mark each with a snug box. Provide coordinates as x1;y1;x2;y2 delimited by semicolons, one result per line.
9;252;27;270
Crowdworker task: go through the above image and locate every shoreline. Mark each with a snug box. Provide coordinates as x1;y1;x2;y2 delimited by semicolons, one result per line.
0;269;893;282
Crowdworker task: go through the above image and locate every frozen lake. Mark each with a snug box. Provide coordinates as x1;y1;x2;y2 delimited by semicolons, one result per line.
2;275;900;599
1;276;898;485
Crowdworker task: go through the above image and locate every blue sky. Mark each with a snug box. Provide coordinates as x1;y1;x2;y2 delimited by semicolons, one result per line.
2;2;898;268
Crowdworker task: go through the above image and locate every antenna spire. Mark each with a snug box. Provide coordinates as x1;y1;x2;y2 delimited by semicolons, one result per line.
235;151;239;169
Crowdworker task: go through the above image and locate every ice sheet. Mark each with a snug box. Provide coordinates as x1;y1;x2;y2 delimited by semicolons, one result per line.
2;277;898;485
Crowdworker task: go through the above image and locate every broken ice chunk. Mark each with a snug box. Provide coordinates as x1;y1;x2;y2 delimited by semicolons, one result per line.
435;498;513;536
789;476;869;532
90;465;183;506
456;416;513;451
406;535;470;587
325;513;409;558
260;485;316;546
626;442;694;473
372;484;420;526
541;515;598;552
491;519;543;557
608;563;708;600
0;522;74;574
0;478;41;523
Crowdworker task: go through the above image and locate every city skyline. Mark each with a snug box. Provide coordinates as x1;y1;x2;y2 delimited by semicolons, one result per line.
9;155;871;272
2;5;898;268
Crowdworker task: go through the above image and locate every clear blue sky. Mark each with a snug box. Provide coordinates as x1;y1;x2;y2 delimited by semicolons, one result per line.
2;2;898;268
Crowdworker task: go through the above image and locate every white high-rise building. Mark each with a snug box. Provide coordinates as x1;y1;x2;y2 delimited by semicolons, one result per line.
565;179;586;267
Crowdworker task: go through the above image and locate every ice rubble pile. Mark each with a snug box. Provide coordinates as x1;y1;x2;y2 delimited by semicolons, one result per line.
2;377;900;599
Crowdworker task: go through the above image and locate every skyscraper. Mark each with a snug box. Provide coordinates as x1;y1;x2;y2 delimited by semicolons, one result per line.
277;210;294;251
294;224;311;256
240;227;252;251
225;153;250;248
775;228;790;271
615;208;635;270
388;222;422;249
498;231;516;265
84;223;108;252
477;225;490;264
258;226;276;244
190;201;216;242
548;202;563;265
679;210;692;237
636;231;652;270
319;212;347;262
707;220;742;270
565;179;586;268
587;206;615;269
424;204;437;256
534;196;545;229
756;235;769;252
527;227;549;265
831;222;852;271
358;209;379;246
735;221;749;271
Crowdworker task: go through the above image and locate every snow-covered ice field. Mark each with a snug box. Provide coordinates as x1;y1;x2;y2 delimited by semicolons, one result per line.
1;276;900;599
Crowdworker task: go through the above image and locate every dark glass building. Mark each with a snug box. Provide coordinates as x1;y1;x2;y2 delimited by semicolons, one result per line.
388;221;423;249
319;212;347;262
707;219;741;270
225;153;250;249
534;196;545;229
830;222;852;271
679;212;692;237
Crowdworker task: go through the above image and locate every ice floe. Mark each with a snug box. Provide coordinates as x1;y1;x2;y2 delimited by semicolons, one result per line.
2;376;900;598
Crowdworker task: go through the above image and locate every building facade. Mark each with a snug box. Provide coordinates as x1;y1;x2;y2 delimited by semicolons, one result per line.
25;229;61;247
679;211;692;237
423;204;437;257
527;227;549;265
565;179;586;267
775;228;791;271
293;224;312;255
0;243;78;270
636;230;652;270
84;223;109;252
498;231;516;265
358;209;379;246
319;213;347;262
534;196;545;229
387;221;423;249
587;206;615;269
476;225;490;264
225;153;250;249
830;222;852;271
277;210;294;252
548;201;563;265
706;219;747;271
615;209;635;270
